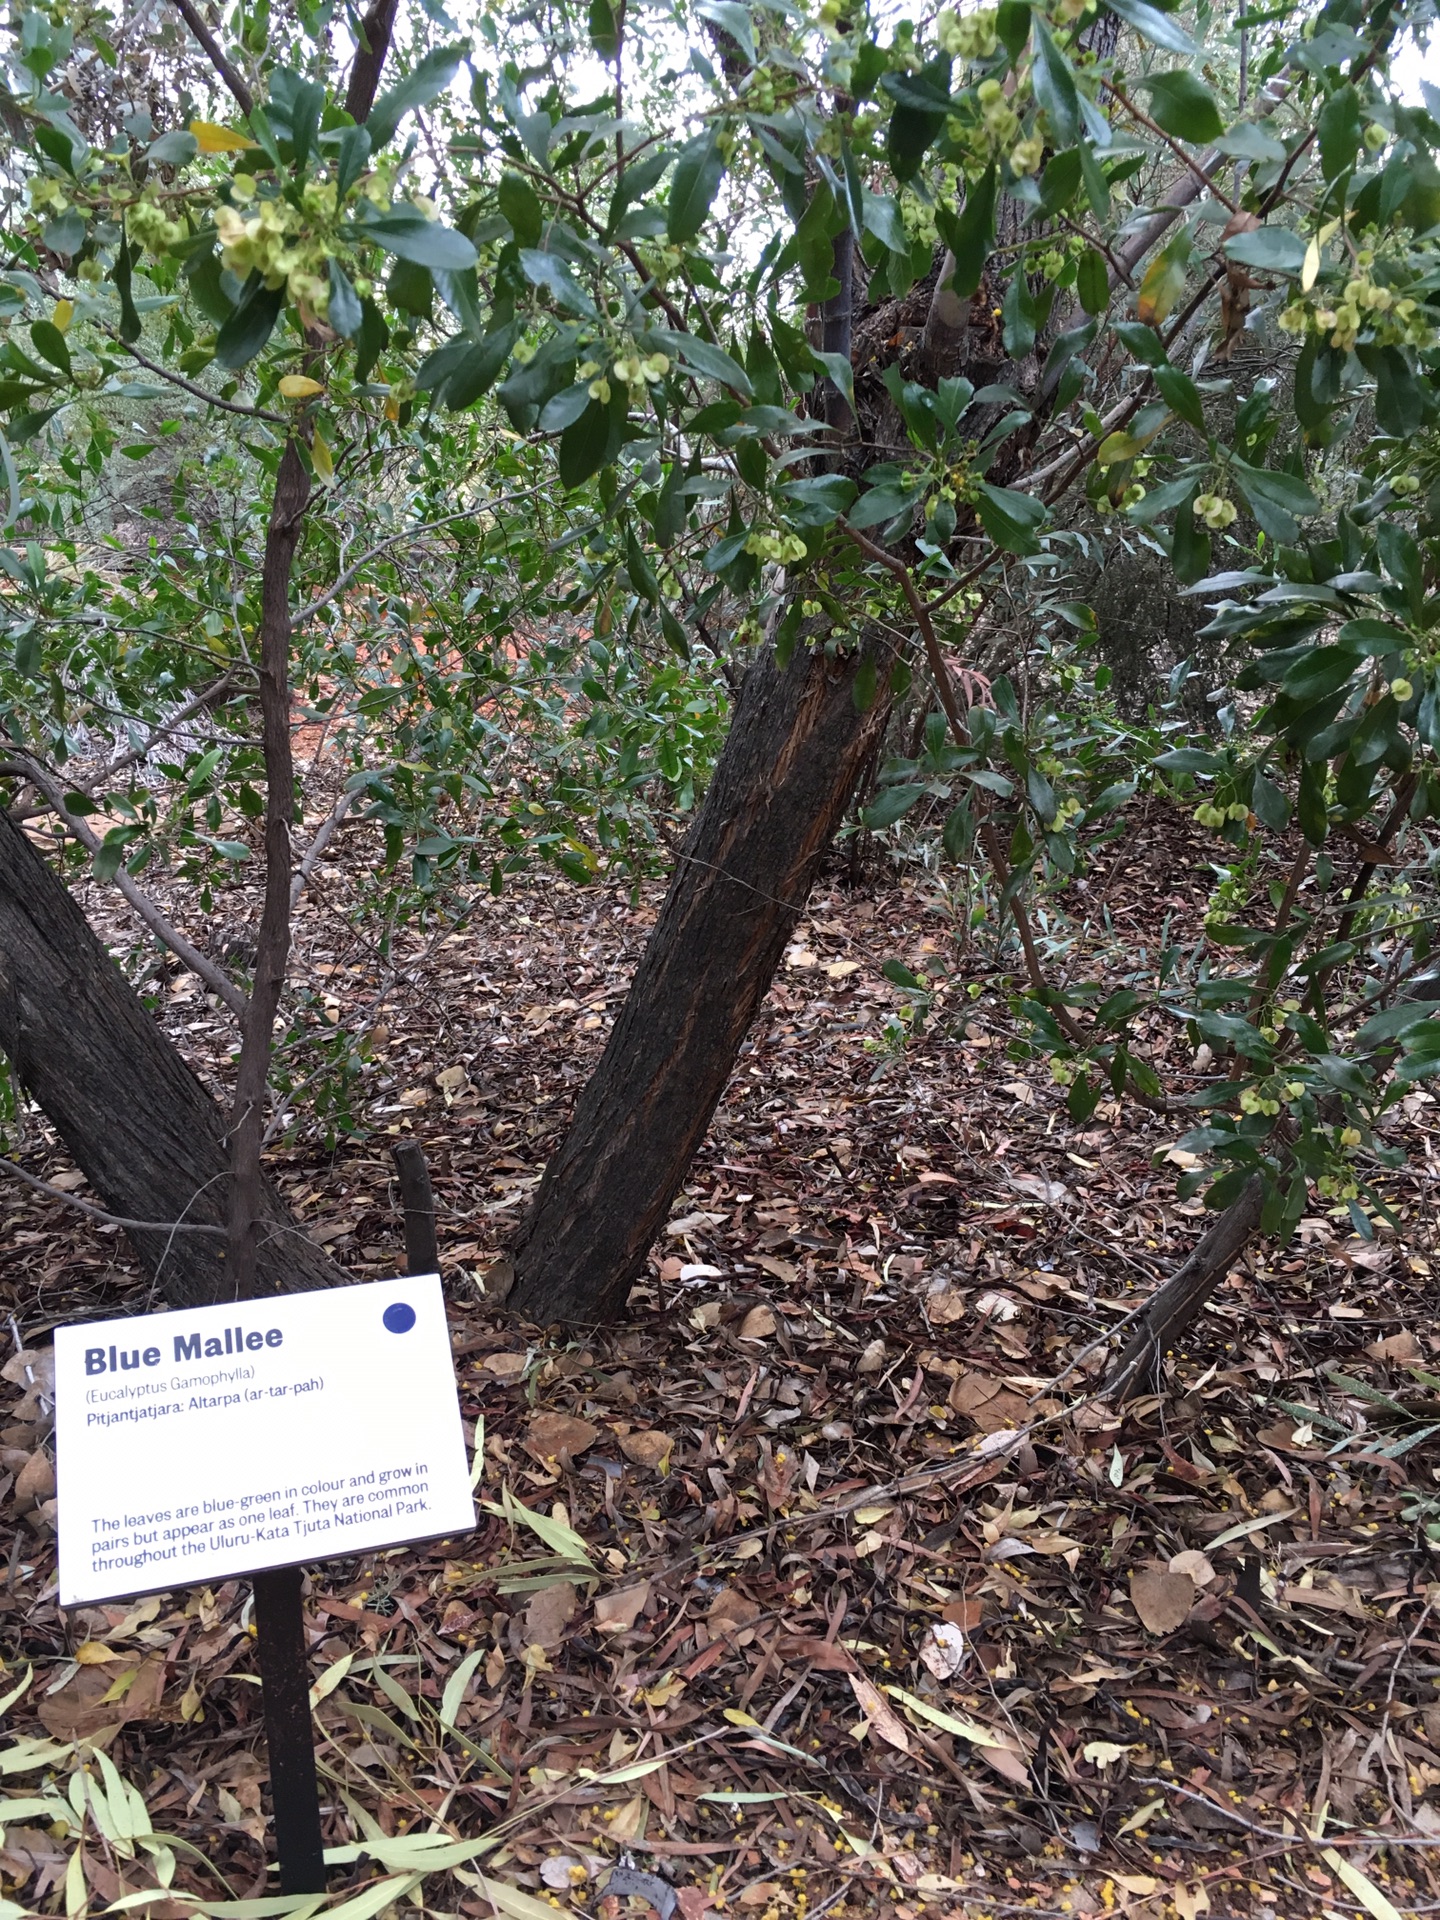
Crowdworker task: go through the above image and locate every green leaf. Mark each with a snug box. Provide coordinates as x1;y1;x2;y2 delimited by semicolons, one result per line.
1356;1002;1437;1048
518;249;597;316
1297;760;1327;846
336;124;372;200
1076;248;1109;315
863;191;908;256
1170;488;1210;586
387;255;432;317
865;784;926;829
1217;122;1287;164
1153;747;1223;772
976;481;1045;556
538;384;593;432
364;211;479;271
882;957;923;989
1112;319;1168;367
113;230;143;343
696;1;755;64
1232;460;1318;542
1002;273;1039;359
1103;0;1196;52
647;328;751;398
1155;364;1204;431
881;54;953;179
366;44;468;151
29;321;70;377
1317;83;1362;181
659;603;690;659
936;165;996;300
1280;644;1361;704
1032;18;1080;147
1251;770;1290;830
779;475;856;526
606;147;673;237
588;0;620;59
558;393;616;490
1224;227;1307;274
849;483;922;530
499;172;543;249
668;129;726;243
853;653;878;713
148;128;198;165
327;260;363;338
93;836;127;882
1142;71;1224;144
1356;344;1429;439
1026;764;1057;824
214;277;284;368
444;321;521;409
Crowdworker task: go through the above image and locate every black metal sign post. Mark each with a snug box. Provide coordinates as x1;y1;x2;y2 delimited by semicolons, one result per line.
252;1565;327;1893
248;1146;442;1894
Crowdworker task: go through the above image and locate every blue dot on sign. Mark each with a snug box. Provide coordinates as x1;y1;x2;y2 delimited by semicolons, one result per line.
383;1302;417;1334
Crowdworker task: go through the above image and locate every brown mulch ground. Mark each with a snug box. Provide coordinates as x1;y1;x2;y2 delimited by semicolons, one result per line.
4;802;1440;1920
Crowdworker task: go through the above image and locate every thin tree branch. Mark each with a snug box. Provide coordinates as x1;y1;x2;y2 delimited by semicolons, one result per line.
97;672;240;791
168;0;254;116
116;337;284;422
0;1156;226;1234
290;788;354;911
1105;82;1240;215
290;500;531;628
841;521;1091;1046
225;438;310;1293
2;759;247;1016
344;0;400;124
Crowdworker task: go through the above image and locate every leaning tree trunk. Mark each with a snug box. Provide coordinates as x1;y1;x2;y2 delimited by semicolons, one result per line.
0;809;341;1307
508;629;894;1324
1102;1175;1264;1400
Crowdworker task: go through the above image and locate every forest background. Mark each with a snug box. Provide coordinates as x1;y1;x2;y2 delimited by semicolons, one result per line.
3;0;1440;1914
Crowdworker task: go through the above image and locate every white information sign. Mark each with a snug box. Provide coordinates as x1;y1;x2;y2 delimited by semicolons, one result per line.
55;1274;475;1606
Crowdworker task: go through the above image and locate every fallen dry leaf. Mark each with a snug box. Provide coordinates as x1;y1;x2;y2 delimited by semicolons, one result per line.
618;1429;674;1472
524;1581;577;1650
919;1621;967;1679
14;1450;54;1503
949;1371;1027;1431
707;1589;761;1635
525;1413;599;1463
1367;1329;1421;1363
594;1583;650;1634
1169;1549;1215;1586
1130;1568;1195;1635
926;1289;966;1324
480;1350;529;1382
737;1304;776;1340
847;1673;912;1753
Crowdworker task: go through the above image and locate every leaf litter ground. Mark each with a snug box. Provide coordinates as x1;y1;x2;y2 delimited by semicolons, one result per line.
4;802;1440;1920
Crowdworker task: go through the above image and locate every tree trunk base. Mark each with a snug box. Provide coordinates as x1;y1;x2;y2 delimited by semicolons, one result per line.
1102;1177;1265;1400
0;811;340;1307
508;627;893;1327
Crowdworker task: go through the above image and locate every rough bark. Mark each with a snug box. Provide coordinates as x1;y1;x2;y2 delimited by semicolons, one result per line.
508;630;894;1325
0;809;341;1306
344;0;401;125
1102;1176;1265;1400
